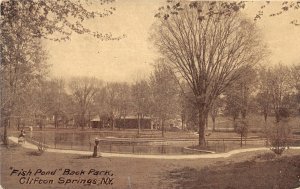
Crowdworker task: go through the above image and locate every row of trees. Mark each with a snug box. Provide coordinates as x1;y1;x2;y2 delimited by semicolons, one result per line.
4;61;299;130
222;64;300;122
1;62;182;134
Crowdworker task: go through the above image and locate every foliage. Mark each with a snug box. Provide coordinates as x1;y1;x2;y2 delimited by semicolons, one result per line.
0;0;122;144
254;1;300;26
1;0;122;41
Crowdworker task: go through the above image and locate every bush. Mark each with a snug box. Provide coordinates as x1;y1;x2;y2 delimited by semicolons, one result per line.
267;120;291;156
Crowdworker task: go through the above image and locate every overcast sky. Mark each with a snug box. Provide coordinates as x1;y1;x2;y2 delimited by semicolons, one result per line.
45;0;300;82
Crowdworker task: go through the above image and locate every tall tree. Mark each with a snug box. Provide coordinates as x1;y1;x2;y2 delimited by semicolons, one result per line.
266;64;293;122
224;67;257;121
132;79;152;135
116;83;132;130
151;1;265;146
34;78;70;128
68;77;101;129
0;36;47;143
104;82;131;130
291;64;300;115
257;66;273;122
150;60;180;137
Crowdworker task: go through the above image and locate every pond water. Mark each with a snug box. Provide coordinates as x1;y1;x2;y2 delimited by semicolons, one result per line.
14;131;281;154
23;131;209;155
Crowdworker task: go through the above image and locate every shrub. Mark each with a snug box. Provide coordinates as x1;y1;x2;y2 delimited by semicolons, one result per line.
267;119;291;156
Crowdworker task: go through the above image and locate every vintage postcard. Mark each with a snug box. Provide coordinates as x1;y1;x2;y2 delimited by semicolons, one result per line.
1;0;300;188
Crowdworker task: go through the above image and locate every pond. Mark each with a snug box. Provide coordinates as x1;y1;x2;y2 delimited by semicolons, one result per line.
22;131;209;155
13;130;274;154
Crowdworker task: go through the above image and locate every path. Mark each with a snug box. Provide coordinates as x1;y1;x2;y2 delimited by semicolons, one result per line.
9;136;300;160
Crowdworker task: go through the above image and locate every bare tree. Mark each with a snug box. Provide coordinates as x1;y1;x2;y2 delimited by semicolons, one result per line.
151;1;265;146
68;77;101;129
150;59;180;137
257;66;273;122
116;83;132;130
94;86;109;129
103;82;132;130
48;78;69;128
291;64;300;115
224;67;257;122
105;82;127;130
265;64;292;122
132;79;152;135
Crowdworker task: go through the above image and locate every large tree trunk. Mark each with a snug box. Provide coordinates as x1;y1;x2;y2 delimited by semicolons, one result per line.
198;110;206;147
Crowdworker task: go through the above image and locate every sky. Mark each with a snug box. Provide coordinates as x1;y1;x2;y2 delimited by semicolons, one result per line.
45;0;300;83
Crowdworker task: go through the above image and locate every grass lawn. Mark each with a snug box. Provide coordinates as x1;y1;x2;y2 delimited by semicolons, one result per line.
1;143;300;189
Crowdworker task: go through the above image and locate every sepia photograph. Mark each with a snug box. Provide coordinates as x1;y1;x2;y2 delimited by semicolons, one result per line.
0;0;300;188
